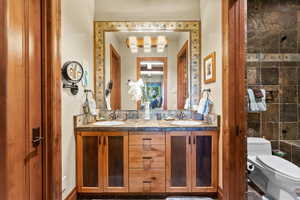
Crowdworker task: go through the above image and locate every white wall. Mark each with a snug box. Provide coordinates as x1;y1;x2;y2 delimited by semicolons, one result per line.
61;0;95;199
94;0;200;21
200;0;223;188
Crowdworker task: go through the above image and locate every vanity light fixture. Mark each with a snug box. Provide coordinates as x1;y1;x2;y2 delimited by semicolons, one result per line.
144;36;151;53
126;36;168;53
129;36;138;53
141;71;164;75
157;36;167;53
140;61;164;66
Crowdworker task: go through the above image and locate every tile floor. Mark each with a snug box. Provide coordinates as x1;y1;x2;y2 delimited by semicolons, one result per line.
247;184;263;200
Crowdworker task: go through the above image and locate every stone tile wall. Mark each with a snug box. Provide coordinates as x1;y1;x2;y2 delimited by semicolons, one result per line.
247;0;300;165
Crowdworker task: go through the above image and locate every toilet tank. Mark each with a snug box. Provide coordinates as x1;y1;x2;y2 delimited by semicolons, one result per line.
247;137;272;156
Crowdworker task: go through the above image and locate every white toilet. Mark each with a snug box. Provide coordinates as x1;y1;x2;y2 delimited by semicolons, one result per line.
247;137;300;200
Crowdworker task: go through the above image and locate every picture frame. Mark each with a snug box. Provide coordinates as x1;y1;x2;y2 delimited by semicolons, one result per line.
204;52;216;84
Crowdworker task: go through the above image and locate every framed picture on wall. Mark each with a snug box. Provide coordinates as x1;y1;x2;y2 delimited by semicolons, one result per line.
204;52;216;84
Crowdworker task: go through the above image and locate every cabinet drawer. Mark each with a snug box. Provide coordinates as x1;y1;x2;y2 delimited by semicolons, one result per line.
129;133;165;145
129;145;165;169
129;169;165;193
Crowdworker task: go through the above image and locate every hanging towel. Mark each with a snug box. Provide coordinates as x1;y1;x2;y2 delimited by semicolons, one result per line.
197;93;213;116
184;97;190;110
87;93;97;115
257;89;267;111
247;89;259;112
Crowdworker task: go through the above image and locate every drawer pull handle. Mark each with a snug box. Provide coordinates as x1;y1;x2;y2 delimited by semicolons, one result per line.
143;181;152;184
143;180;152;192
142;156;152;160
142;138;152;150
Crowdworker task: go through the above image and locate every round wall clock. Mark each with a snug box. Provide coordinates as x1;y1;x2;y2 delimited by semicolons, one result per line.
62;61;84;95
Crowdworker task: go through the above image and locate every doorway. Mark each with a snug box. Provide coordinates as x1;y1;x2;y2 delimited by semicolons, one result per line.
1;0;247;199
136;57;168;110
177;41;189;110
110;44;121;110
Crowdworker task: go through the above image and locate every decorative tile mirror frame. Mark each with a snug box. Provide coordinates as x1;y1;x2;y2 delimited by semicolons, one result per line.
94;21;201;109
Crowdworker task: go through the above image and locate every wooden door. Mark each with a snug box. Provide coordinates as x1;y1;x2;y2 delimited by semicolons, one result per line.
177;41;188;109
166;132;191;192
110;45;121;110
27;0;43;199
191;131;218;193
76;133;103;193
103;132;128;192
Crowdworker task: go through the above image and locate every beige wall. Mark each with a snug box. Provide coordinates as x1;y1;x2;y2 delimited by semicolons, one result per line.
61;0;95;198
200;0;223;188
94;0;200;21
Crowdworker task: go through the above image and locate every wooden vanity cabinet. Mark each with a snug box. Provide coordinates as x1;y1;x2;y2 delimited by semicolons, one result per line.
76;130;217;194
129;132;166;193
166;132;191;192
191;131;218;192
76;134;101;193
76;132;128;193
166;131;218;193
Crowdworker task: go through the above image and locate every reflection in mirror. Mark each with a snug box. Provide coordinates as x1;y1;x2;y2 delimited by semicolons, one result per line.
137;57;167;110
104;31;190;110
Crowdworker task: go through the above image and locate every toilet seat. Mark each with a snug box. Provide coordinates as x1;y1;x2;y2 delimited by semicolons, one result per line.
257;155;300;181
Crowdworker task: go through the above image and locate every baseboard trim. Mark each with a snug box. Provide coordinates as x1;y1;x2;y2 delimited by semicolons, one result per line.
218;186;223;200
64;187;77;200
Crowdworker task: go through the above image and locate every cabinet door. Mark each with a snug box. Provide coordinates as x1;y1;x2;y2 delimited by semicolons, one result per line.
103;132;128;192
191;131;218;192
77;133;103;193
166;132;191;192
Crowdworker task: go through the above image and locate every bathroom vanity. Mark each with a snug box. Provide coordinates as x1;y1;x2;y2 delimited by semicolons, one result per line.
75;119;218;196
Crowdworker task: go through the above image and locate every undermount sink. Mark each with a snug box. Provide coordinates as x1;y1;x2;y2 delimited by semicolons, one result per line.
171;120;203;126
93;121;125;126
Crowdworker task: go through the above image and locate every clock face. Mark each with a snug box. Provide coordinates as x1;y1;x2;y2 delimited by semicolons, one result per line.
62;61;84;83
67;62;83;81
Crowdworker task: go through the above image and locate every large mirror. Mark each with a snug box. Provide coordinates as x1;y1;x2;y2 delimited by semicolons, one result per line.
94;22;201;110
104;31;191;110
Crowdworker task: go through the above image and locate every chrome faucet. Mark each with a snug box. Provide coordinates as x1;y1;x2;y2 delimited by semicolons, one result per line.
177;111;185;120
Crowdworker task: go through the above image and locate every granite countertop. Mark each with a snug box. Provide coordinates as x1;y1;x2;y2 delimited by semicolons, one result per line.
75;119;218;132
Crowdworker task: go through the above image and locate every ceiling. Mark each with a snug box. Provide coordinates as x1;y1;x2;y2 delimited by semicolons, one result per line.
112;32;189;43
94;0;200;21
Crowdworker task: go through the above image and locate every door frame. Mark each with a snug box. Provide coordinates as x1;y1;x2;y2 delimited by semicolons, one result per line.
42;0;62;199
136;57;168;110
110;44;121;110
221;0;247;200
177;41;189;109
